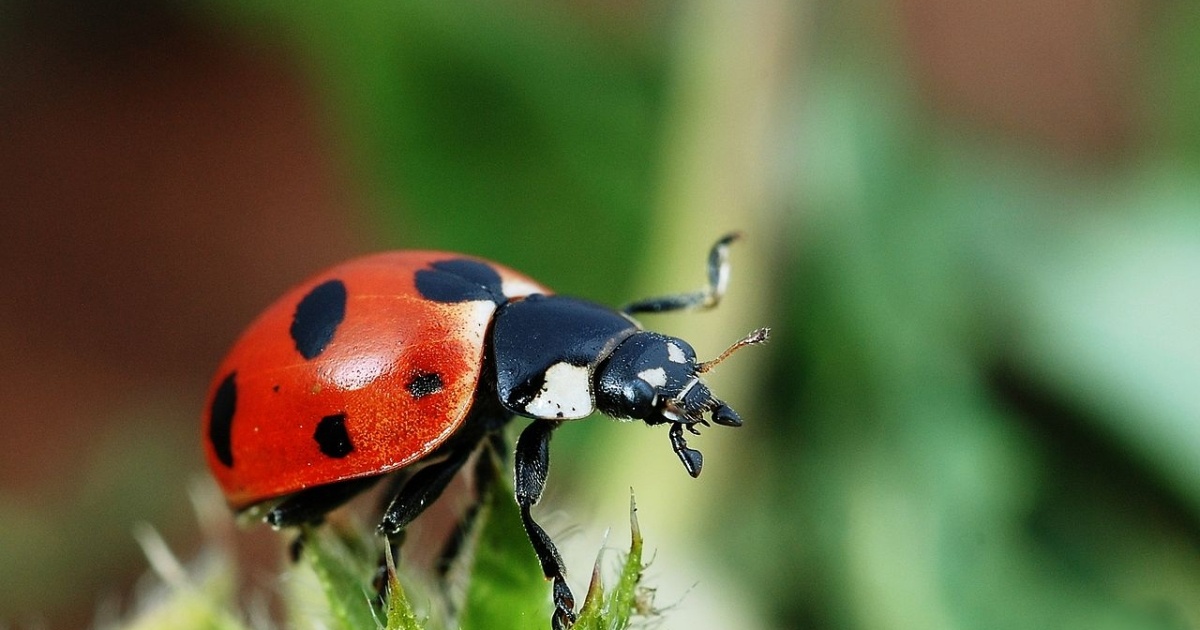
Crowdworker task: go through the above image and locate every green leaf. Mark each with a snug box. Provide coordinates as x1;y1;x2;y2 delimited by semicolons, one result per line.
609;498;645;629
299;525;384;630
574;495;647;630
381;544;423;630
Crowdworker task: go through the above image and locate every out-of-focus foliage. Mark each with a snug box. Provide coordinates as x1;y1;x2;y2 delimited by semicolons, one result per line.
0;407;196;623
114;478;650;630
203;0;669;301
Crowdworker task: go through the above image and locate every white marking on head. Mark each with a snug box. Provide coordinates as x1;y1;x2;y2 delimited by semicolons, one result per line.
666;342;687;364
525;362;594;420
637;367;667;389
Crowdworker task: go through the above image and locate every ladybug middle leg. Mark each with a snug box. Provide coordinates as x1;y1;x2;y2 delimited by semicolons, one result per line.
514;419;576;630
377;441;479;542
377;403;510;546
371;437;480;605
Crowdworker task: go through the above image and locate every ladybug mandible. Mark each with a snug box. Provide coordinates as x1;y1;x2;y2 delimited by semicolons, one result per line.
203;233;768;629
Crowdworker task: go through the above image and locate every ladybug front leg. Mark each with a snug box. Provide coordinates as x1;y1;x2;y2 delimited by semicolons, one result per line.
619;232;740;315
668;422;704;478
515;420;576;630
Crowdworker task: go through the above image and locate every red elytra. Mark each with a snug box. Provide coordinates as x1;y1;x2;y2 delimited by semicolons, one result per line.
203;251;548;509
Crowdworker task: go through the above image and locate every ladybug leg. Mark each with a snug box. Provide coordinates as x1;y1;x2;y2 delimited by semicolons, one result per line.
619;232;740;315
375;467;415;509
374;446;475;605
366;468;414;596
378;443;477;541
515;420;577;630
668;422;704;478
265;474;383;529
288;534;307;563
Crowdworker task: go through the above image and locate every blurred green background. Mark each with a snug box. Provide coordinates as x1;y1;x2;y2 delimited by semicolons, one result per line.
2;0;1200;628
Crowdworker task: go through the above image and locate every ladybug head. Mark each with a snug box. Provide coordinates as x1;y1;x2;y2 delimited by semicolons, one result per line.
594;328;769;428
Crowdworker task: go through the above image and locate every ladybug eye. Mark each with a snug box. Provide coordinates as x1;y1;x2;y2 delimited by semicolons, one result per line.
622;379;656;418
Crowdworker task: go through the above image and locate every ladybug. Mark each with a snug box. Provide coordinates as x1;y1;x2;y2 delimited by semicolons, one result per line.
203;233;767;629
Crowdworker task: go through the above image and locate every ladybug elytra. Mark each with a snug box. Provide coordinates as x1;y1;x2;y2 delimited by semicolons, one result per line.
203;233;767;629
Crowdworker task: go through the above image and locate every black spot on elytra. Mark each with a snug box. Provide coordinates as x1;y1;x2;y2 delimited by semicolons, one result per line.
414;259;505;305
314;413;354;458
209;372;237;468
407;371;444;399
291;279;347;360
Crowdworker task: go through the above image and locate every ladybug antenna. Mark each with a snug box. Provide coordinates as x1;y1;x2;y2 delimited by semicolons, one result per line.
696;327;770;374
664;327;769;426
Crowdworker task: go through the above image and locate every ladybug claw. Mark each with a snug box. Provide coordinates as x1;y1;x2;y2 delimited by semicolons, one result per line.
679;447;703;478
552;578;578;629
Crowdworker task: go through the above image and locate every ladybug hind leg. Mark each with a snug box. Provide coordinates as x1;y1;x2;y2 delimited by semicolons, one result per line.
266;474;384;530
263;475;385;564
377;403;513;543
515;420;577;630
